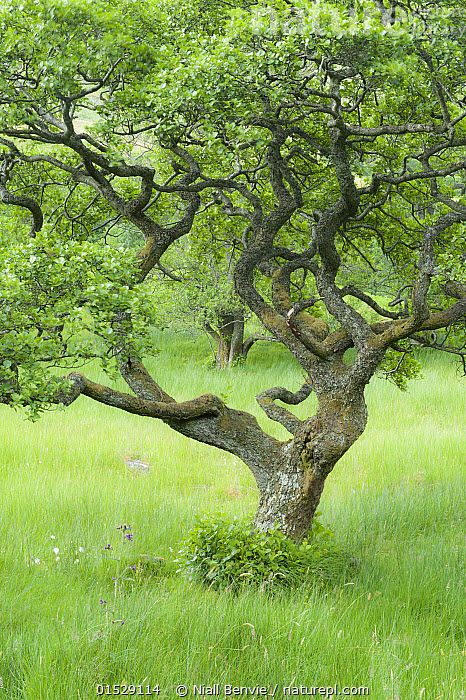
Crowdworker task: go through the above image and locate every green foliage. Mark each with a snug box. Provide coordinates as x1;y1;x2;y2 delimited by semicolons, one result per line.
378;347;423;391
0;234;157;417
0;0;464;408
176;514;343;591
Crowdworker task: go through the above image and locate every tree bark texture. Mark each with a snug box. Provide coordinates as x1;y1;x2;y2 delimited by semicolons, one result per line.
63;364;369;541
254;389;368;540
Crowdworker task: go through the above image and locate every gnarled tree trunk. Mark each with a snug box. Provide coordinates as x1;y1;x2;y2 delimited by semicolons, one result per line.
254;389;368;540
61;357;371;542
3;0;466;556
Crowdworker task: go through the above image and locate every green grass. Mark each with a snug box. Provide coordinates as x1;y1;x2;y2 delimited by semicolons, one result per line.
0;335;464;699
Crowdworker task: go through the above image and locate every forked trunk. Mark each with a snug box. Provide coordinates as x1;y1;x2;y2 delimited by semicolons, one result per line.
120;358;370;543
254;389;368;541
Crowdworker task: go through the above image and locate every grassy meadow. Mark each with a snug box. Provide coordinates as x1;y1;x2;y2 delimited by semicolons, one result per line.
0;334;464;699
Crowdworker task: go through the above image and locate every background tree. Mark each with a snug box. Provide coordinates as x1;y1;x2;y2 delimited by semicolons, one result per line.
150;209;278;369
0;0;464;540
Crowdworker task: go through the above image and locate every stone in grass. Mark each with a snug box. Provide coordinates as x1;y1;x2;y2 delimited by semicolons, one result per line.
124;456;150;474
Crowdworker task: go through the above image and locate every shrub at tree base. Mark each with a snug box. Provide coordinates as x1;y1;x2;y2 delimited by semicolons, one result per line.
176;515;348;592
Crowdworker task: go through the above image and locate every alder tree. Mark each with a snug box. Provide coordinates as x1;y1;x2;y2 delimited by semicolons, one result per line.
1;0;464;539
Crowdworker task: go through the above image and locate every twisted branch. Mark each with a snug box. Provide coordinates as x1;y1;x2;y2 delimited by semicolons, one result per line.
256;380;313;435
61;372;223;419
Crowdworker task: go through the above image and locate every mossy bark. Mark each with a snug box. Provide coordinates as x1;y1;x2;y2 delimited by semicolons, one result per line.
65;360;372;543
254;390;368;541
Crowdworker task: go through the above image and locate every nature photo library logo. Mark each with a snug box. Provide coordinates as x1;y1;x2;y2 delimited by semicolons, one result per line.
245;2;465;40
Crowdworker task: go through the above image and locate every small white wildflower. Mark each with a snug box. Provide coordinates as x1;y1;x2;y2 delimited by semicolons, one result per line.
32;558;41;565
50;535;56;540
52;547;59;555
74;559;80;564
55;556;60;562
78;546;85;553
